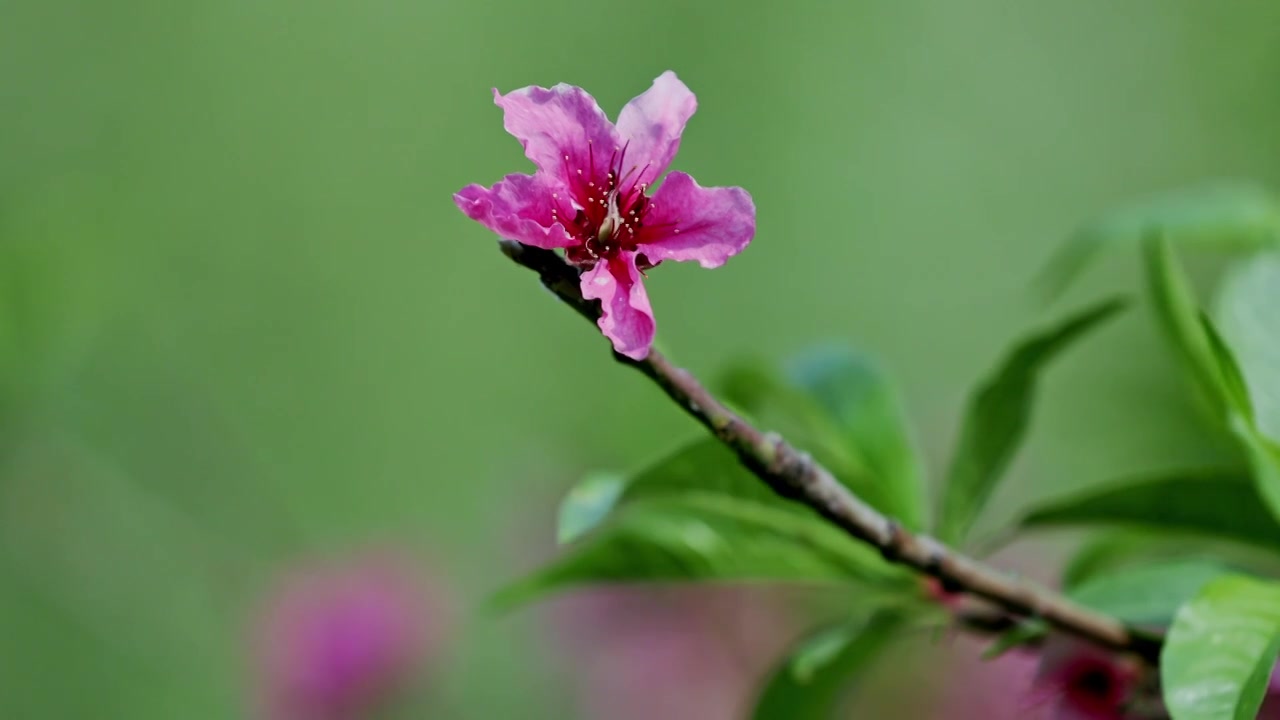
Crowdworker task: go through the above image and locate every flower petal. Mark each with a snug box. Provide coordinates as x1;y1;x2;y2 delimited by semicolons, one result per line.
616;71;698;186
454;173;576;249
494;84;619;185
580;252;655;360
637;171;755;268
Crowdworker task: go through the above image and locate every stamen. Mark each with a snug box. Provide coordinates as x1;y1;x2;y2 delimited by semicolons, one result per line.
624;163;652;196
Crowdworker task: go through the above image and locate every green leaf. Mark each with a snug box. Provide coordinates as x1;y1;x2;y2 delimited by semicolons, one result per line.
1061;530;1162;590
978;560;1225;654
753;612;902;719
1039;181;1280;300
495;494;903;609
1202;316;1255;424
936;297;1128;545
1019;472;1280;550
1216;251;1280;443
615;438;790;510
1162;574;1280;720
1144;236;1233;417
785;346;928;530
554;439;797;546
1068;559;1228;625
981;619;1048;660
719;348;929;529
1061;529;1280;606
718;360;847;464
1230;421;1280;529
1144;240;1280;520
556;471;625;545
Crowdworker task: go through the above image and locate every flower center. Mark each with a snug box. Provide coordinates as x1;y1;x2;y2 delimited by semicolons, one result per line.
551;141;659;267
1065;659;1126;714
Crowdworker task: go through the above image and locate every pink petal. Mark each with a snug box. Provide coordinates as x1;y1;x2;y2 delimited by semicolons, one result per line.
454;173;576;249
637;171;756;268
579;252;655;360
494;84;619;186
615;71;697;187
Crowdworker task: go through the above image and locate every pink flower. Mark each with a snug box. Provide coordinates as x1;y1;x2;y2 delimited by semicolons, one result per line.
250;551;450;720
1030;636;1140;720
455;72;756;359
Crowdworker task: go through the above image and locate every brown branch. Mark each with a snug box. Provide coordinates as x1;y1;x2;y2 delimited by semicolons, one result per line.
499;240;1162;664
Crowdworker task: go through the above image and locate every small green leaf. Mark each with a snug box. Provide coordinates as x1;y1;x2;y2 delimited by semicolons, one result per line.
719;350;928;529
1145;236;1232;418
495;494;903;609
1019;472;1280;550
1201;317;1255;424
785;346;928;531
788;618;868;684
971;561;1200;662
982;619;1048;660
1230;421;1280;528
719;361;847;465
1216;251;1280;443
1061;530;1161;590
1068;560;1228;625
1162;574;1280;720
753;612;902;719
554;439;802;546
937;297;1128;545
557;471;626;545
1039;181;1280;300
615;438;790;510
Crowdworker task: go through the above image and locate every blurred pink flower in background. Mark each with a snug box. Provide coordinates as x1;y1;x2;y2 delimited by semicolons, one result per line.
923;634;1044;720
250;549;451;720
549;585;804;720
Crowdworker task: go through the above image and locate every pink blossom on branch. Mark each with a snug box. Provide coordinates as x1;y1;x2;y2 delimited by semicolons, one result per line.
455;72;756;359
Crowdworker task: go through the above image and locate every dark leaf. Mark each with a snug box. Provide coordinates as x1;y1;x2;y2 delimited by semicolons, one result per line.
786;346;928;530
937;297;1128;545
1019;472;1280;551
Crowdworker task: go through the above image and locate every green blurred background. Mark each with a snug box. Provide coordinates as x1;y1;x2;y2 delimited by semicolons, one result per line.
3;1;1279;717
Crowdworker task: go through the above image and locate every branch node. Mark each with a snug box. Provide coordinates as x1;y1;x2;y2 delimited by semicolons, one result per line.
879;520;905;562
